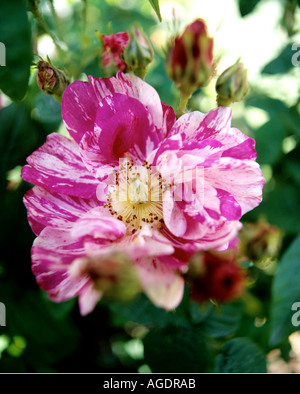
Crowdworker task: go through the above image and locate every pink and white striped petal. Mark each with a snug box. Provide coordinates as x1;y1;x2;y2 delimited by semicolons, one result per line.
205;157;265;215
22;133;99;198
62;80;98;143
32;227;88;302
88;73;163;131
23;186;98;236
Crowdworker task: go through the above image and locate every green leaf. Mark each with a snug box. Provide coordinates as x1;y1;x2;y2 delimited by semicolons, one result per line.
253;120;285;165
202;302;243;338
0;0;32;101
108;293;188;328
269;234;300;346
0;103;43;173
216;337;267;373
144;326;207;372
148;0;162;21
238;0;261;16
262;44;295;75
253;181;300;235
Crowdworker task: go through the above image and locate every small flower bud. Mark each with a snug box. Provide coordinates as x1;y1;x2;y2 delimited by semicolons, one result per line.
165;19;214;94
187;251;245;303
239;221;282;268
96;31;129;76
216;60;250;106
70;253;141;303
123;25;154;79
36;58;70;100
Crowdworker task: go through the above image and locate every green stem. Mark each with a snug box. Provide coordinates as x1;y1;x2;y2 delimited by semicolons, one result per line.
133;67;148;80
176;91;192;118
32;7;66;57
48;0;64;42
82;0;88;35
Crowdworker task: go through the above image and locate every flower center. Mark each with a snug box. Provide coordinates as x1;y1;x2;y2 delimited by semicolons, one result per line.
105;159;166;234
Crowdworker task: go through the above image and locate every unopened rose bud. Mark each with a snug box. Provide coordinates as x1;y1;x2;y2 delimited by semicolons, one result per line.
123;25;154;79
165;19;214;95
216;60;249;106
70;253;141;302
36;58;70;100
239;221;282;267
96;30;129;76
187;251;245;303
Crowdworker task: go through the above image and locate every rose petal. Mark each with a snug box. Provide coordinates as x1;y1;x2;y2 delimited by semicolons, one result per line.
62;81;98;143
32;227;88;302
88;73;163;130
80;93;161;174
205;157;265;214
71;207;126;242
23;186;98;236
22;133;98;198
135;256;184;310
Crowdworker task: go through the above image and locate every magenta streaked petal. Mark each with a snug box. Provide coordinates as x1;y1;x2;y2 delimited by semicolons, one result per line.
23;186;98;236
195;220;243;251
80;93;160;172
197;106;232;140
163;191;187;237
135;256;185;310
32;227;88;302
88;73;163;130
125;227;174;260
22;133;98;198
217;189;242;221
205;157;265;215
71;207;126;242
222;137;257;160
161;102;176;138
62;81;98;143
169;111;205;139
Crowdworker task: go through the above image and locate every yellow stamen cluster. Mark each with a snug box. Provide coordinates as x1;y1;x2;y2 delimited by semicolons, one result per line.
104;158;168;234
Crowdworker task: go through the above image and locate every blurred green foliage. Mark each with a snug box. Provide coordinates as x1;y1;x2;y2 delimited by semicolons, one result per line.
0;0;300;373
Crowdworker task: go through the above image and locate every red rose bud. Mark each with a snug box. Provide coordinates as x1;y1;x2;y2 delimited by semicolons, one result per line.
123;25;154;79
96;31;129;76
239;221;282;268
188;251;245;303
165;19;214;94
216;60;249;106
36;59;70;100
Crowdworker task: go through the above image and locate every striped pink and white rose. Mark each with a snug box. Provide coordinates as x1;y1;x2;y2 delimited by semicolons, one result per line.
22;72;264;314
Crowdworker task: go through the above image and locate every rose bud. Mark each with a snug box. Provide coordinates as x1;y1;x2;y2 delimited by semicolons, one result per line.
239;221;282;268
36;58;70;100
216;59;250;106
96;31;129;76
187;251;245;303
123;25;154;79
165;18;214;95
70;252;141;310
